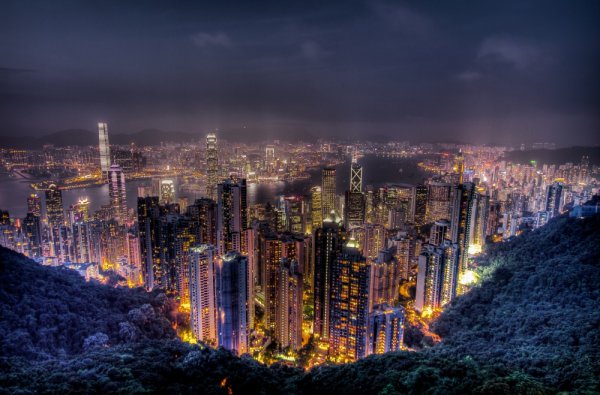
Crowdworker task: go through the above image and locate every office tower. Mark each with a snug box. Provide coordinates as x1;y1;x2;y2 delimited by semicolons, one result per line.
260;233;282;332
439;241;460;306
206;132;219;200
71;198;90;223
125;232;142;285
321;168;337;218
388;231;414;280
369;249;400;310
159;178;177;204
275;259;303;350
187;198;217;246
414;184;428;227
367;305;405;356
545;182;564;218
471;194;489;251
385;184;415;224
310;186;323;231
414;245;444;314
265;144;275;173
283;195;305;234
426;182;453;223
45;183;65;229
108;164;127;223
329;240;371;362
450;182;476;275
137;196;161;290
313;219;345;339
189;245;217;344
355;223;386;259
217;178;248;256
454;150;465;184
72;221;91;263
344;190;366;229
215;251;251;355
98;122;111;175
430;220;450;246
27;194;42;217
23;213;42;258
350;162;362;193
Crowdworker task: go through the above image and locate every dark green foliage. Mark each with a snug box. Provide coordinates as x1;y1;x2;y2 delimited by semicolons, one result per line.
0;215;599;393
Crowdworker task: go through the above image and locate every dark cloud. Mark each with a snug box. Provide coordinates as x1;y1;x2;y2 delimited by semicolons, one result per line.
0;0;599;146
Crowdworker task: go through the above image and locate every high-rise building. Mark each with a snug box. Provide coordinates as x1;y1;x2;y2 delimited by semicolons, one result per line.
415;245;443;314
414;184;428;227
454;150;465;184
429;220;450;246
310;186;323;231
321;168;337;218
27;194;42;217
313;219;345;339
329;240;371;362
388;231;414;281
159;178;177;204
45;184;65;229
450;182;476;275
217;178;248;256
189;245;217;345
206;132;219;200
350;162;362;193
545;182;564;218
108;164;127;223
354;224;386;259
367;304;405;356
426;182;453;223
439;241;460;306
215;251;251;355
23;213;42;257
275;259;303;350
260;233;282;332
187;198;217;246
72;221;91;263
344;190;366;229
98;122;111;175
369;249;400;311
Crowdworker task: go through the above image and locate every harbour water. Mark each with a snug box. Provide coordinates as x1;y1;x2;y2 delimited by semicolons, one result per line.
0;155;427;218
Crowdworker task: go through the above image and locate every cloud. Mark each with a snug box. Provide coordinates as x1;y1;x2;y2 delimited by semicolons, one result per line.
300;41;329;61
456;70;483;82
190;32;232;48
478;36;542;70
372;2;433;36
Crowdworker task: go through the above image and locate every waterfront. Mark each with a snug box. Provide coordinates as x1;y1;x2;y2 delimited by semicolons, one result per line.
0;155;427;218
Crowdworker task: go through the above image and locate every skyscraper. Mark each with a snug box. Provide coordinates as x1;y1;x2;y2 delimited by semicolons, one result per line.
430;220;450;246
415;245;443;314
367;305;405;356
450;182;476;275
275;259;303;350
260;233;282;332
206;132;219;200
98;122;111;175
313;219;345;339
545;182;564;218
45;184;65;229
310;186;323;231
414;184;428;227
321;168;336;218
369;249;400;311
27;194;41;217
187;198;217;246
215;251;251;355
426;182;453;223
217;178;248;256
329;240;371;362
350;162;362;193
454;150;465;184
108;164;127;223
189;245;217;345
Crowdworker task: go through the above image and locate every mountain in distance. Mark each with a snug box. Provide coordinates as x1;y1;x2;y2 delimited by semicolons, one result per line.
504;146;600;165
0;215;599;393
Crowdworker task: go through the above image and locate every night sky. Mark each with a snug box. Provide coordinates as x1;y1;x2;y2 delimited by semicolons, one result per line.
1;0;599;146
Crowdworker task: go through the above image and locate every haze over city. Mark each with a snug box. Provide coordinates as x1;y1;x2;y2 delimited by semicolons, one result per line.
2;0;600;146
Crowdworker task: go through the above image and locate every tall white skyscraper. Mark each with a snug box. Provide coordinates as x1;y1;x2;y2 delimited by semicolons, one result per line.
98;122;111;175
108;164;127;222
189;245;217;344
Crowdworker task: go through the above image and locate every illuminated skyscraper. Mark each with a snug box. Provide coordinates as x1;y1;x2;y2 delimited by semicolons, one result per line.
310;186;322;231
321;168;336;218
217;178;248;256
450;182;476;275
414;184;428;227
23;213;42;258
545;182;564;218
415;245;443;314
275;259;303;350
45;184;65;229
159;178;176;204
313;219;345;339
369;249;400;310
430;220;450;246
189;245;217;344
98;122;111;175
187;198;217;246
215;251;251;355
329;240;371;362
454;150;465;184
206;132;219;200
27;194;41;217
354;223;386;259
108;164;127;223
72;221;91;263
439;241;460;306
367;304;405;356
426;182;453;223
260;233;282;332
350;162;362;193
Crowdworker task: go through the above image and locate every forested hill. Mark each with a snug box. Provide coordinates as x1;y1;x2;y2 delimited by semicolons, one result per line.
1;215;600;394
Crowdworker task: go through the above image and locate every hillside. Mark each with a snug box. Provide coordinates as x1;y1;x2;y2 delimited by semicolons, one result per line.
504;146;600;165
1;215;599;393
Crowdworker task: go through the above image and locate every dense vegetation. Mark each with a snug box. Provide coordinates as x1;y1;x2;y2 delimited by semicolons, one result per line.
1;214;599;394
